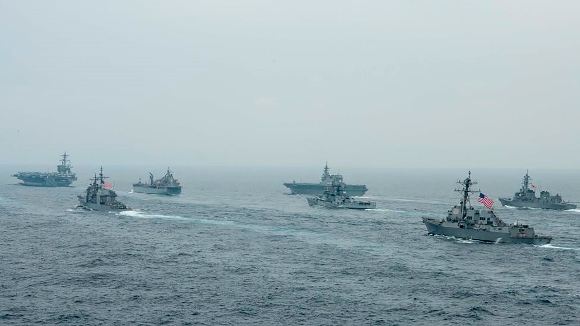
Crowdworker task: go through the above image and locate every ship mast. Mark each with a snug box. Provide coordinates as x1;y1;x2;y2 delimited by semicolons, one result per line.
321;162;330;181
58;152;72;173
521;169;530;192
455;171;479;218
61;152;68;166
98;166;109;186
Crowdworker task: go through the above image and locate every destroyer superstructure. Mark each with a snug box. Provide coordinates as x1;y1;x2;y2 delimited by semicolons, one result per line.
12;152;77;187
422;172;551;245
498;170;576;210
77;167;130;211
307;175;376;209
132;168;182;195
284;163;368;196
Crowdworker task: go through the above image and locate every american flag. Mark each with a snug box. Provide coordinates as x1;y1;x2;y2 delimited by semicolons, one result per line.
478;193;494;209
102;181;113;188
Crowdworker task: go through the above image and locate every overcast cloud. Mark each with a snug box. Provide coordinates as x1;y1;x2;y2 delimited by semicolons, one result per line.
1;0;579;168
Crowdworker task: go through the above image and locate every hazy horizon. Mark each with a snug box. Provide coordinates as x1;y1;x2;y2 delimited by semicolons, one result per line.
2;1;579;169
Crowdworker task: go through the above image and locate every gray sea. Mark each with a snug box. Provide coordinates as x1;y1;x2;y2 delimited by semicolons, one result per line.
1;165;579;325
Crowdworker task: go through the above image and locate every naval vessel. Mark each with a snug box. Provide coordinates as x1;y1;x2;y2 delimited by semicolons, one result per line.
12;152;77;187
307;175;376;209
498;170;576;210
423;172;552;245
77;167;130;211
284;163;368;196
132;168;182;195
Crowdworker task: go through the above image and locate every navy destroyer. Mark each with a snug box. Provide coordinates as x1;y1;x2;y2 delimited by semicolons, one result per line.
307;175;376;209
12;152;77;187
77;167;130;211
284;163;368;196
498;170;576;210
132;168;182;195
423;172;552;245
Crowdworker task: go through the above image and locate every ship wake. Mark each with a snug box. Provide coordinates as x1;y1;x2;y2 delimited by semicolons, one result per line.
537;243;580;251
117;210;190;221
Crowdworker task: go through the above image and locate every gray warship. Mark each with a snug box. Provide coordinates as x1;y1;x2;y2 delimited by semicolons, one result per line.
77;167;130;211
498;171;576;210
132;168;182;195
284;163;368;196
423;172;552;245
307;176;376;209
12;152;77;187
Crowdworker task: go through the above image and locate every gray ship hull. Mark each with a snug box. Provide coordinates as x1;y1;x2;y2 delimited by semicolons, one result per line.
284;183;367;196
12;175;75;187
307;197;376;209
132;184;181;195
498;198;576;210
77;198;130;211
423;218;551;245
18;180;74;187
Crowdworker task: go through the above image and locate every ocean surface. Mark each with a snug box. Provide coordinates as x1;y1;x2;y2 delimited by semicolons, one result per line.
1;165;579;325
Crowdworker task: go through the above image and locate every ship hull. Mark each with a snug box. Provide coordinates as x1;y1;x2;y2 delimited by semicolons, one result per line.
18;180;74;187
13;175;75;187
284;183;367;196
307;197;376;209
498;198;576;210
423;218;551;245
77;197;129;211
132;184;182;195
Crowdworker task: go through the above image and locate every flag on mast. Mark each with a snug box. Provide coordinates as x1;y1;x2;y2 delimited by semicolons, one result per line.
478;193;494;209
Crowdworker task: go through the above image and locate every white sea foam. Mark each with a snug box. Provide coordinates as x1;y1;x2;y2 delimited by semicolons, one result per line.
384;198;441;204
117;210;236;225
370;208;407;213
117;210;188;221
538;243;580;251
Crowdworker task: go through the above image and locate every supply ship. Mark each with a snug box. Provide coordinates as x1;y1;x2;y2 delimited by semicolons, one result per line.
132;168;182;195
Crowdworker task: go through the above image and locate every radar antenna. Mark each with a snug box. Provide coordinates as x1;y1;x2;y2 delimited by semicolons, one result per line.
454;171;480;218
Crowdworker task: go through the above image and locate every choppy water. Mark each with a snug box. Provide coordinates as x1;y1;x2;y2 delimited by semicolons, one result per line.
1;166;579;325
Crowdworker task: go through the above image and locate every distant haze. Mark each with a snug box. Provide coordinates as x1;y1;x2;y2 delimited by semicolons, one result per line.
1;1;579;168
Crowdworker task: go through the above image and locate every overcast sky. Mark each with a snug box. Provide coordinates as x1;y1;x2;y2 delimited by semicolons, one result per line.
1;0;579;168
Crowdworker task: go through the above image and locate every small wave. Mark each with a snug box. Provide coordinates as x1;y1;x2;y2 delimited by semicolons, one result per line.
469;306;495;315
370;208;407;213
432;234;477;244
383;198;441;204
117;210;239;227
501;205;543;210
537;243;580;251
502;205;518;209
456;239;476;244
565;208;580;213
117;210;189;221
